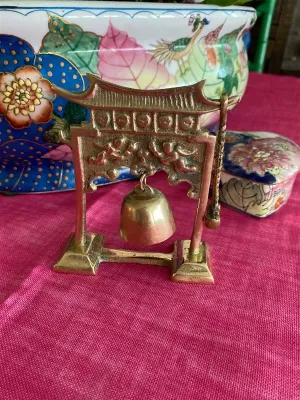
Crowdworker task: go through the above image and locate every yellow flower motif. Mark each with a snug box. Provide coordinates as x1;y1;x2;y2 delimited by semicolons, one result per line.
0;66;55;128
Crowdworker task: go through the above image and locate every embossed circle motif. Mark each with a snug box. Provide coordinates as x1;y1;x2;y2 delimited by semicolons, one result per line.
136;113;151;129
179;116;194;131
158;115;173;130
116;113;130;129
95;111;110;127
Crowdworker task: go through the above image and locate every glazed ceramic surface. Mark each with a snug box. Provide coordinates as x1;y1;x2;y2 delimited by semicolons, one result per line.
221;131;300;217
0;1;256;193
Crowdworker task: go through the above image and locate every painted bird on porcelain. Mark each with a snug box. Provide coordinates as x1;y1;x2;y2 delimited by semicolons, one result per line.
150;14;210;76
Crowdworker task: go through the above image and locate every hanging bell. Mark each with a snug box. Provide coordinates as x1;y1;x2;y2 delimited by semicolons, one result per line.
120;177;176;246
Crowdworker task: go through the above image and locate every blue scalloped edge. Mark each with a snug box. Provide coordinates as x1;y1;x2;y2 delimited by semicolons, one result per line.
0;7;255;18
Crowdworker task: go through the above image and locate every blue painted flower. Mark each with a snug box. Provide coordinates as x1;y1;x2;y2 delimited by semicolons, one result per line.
0;35;85;192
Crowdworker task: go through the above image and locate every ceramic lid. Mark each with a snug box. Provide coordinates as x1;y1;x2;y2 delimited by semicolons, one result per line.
223;131;300;184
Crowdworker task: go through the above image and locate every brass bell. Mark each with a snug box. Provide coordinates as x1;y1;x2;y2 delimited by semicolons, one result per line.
120;176;176;246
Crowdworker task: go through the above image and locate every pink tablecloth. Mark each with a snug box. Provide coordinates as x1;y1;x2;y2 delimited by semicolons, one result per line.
0;73;299;400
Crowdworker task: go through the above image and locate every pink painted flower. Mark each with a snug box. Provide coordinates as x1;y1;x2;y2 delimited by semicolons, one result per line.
42;144;72;161
228;138;300;181
0;66;55;129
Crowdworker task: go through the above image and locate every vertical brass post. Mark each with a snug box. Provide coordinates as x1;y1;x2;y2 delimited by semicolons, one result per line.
189;136;216;258
73;134;87;248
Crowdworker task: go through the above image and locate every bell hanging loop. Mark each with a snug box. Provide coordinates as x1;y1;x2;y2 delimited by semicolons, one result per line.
139;173;147;191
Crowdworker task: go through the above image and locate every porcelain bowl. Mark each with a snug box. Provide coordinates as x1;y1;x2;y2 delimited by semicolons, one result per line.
0;1;256;193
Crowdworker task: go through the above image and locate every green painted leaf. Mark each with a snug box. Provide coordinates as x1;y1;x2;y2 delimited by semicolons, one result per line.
40;15;100;74
44;114;70;144
220;178;263;211
175;21;248;98
64;102;87;125
175;43;224;99
246;198;274;217
222;74;239;96
216;26;244;95
218;27;243;64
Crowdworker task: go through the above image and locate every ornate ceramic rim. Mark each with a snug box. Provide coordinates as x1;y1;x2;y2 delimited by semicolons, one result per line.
0;2;256;18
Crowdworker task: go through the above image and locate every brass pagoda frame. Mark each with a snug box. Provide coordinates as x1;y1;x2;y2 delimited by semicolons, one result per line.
52;74;239;283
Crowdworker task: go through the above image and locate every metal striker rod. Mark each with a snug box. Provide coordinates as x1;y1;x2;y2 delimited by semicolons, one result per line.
189;93;228;256
211;93;228;213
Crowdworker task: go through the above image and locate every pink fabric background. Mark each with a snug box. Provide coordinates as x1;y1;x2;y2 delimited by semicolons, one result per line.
0;73;299;399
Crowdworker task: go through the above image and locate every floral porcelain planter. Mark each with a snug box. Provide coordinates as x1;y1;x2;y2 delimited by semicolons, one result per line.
221;131;300;217
0;1;256;193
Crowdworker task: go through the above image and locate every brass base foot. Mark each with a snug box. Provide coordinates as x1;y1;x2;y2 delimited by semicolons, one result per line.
172;240;214;284
54;233;104;275
54;234;213;284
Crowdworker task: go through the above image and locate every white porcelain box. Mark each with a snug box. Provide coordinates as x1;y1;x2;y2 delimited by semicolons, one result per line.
221;131;300;217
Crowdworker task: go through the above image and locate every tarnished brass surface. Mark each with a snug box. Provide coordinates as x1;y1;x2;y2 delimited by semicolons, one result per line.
172;240;213;284
54;232;173;273
54;233;103;275
205;93;229;229
83;129;210;199
51;77;239;283
52;74;239;115
120;182;176;246
53;233;213;281
101;247;173;267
